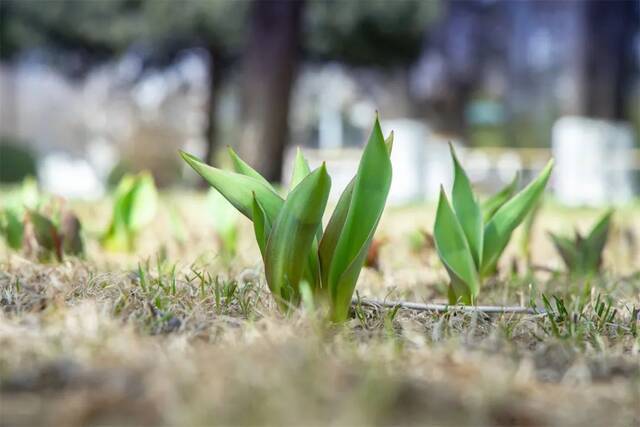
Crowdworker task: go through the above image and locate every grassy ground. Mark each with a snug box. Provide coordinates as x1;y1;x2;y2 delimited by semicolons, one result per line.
1;194;639;426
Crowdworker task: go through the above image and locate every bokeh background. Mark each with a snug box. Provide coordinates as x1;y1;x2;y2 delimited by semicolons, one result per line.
1;0;639;206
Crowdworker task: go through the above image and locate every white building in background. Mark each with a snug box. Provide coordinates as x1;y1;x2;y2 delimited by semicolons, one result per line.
552;116;636;206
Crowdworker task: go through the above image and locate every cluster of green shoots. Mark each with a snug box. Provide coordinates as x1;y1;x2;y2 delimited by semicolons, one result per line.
549;210;613;276
0;178;84;261
181;118;392;322
434;145;554;304
102;172;158;251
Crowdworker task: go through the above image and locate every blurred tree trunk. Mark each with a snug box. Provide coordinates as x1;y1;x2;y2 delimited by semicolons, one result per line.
238;0;304;182
204;49;224;166
411;0;482;138
581;0;638;120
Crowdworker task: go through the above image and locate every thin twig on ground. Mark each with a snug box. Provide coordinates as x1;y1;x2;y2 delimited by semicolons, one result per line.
353;297;544;315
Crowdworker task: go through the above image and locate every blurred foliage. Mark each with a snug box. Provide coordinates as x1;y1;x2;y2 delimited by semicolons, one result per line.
1;0;440;70
0;137;37;183
102;172;158;252
304;0;440;67
0;0;249;69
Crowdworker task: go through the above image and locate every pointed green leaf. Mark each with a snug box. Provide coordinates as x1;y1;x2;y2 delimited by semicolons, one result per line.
584;209;613;272
331;231;376;320
110;174;135;231
482;173;519;223
385;131;394;155
1;209;24;250
433;188;480;305
290;147;311;191
449;144;483;268
126;172;158;232
227;146;273;189
326;118;392;321
29;211;62;261
549;232;580;271
180;150;283;222
482;160;553;276
319;178;355;287
264;165;331;304
252;194;272;258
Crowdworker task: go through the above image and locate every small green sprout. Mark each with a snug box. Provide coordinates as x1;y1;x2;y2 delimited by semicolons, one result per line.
548;210;613;276
26;209;84;262
102;172;158;251
0;208;24;250
434;144;553;304
180;117;392;322
0;177;42;250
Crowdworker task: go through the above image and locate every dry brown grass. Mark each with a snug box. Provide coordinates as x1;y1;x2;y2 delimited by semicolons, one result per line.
1;197;639;426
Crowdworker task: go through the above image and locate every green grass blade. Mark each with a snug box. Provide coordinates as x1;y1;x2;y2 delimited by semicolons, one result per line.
180;150;283;222
449;144;483;268
264;165;330;305
482;160;553;276
227;146;273;189
290;147;311;191
326;118;392;322
482;172;519;222
433;187;480;305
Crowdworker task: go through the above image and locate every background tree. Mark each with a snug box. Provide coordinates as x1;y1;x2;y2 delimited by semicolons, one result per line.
0;0;248;165
237;0;305;182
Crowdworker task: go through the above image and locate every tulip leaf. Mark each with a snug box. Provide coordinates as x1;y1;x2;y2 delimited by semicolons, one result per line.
1;209;24;250
227;146;273;189
434;188;480;304
450;144;483;269
549;232;580;271
319;178;355;287
385;131;394;154
550;209;612;275
264;165;330;305
326;118;392;321
29;210;63;262
584;210;613;270
482;160;554;276
126;172;158;232
290;147;311;192
180;150;283;222
252;194;272;258
102;172;158;251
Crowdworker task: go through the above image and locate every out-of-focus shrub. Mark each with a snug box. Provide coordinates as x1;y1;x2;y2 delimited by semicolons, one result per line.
0;137;37;183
